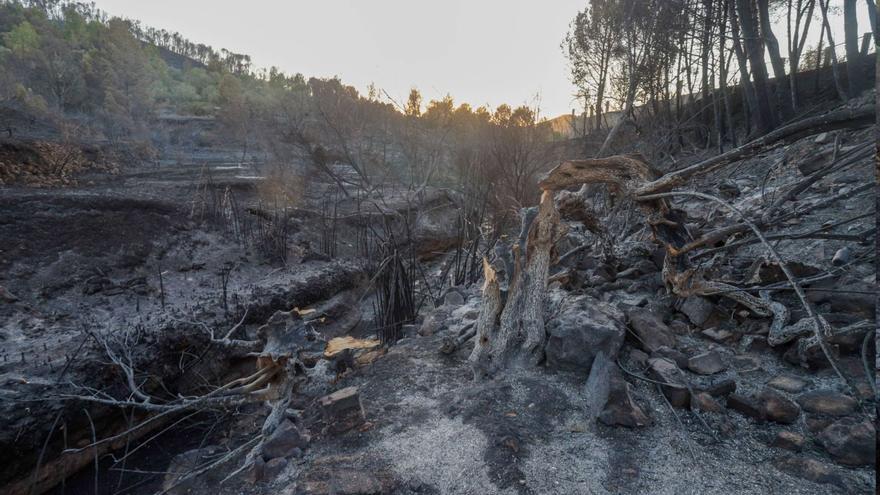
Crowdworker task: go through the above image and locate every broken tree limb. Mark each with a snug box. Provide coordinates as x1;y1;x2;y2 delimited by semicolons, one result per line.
634;105;875;195
672;180;874;258
693;212;875;260
440;323;476;355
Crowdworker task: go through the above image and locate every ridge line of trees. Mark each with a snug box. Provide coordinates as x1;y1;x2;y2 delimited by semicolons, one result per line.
563;0;876;156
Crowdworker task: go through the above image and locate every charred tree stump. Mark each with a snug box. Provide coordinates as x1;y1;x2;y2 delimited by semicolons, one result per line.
469;191;565;379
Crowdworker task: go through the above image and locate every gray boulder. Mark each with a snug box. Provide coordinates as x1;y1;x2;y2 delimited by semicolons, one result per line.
262;420;310;460
679;296;716;327
544;293;625;373
818;417;876;466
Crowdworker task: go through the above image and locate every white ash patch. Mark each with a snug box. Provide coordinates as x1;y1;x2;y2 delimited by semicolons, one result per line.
376;416;507;495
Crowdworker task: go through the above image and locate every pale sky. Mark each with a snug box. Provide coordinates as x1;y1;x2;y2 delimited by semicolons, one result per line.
92;0;871;118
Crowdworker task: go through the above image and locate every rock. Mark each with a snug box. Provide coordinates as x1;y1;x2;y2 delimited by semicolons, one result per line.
651;346;688;369
629;348;650;367
650;247;666;270
831;247;852;266
807;276;875;316
701;327;734;343
407;188;465;255
817;417;875;466
726;393;764;421
747;260;821;284
796;390;858;416
679;296;716;327
772;456;843;487
668;320;690;335
704;378;737;397
460;308;479;320
443;290;465;306
0;285;18;303
418;308;449;336
598;367;652;427
647;357;690;408
617;259;657;279
264;457;289;479
806;416;833;435
400;323;419;337
730;355;761;372
767;375;810;393
544;295;625;373
758;388;801;424
625;309;675;353
794;145;834;175
319;386;366;433
594;263;616;282
575;255;599;271
739;335;770;353
686;351;725;375
814;132;830;144
772;431;805;451
245;457;266;484
786;321;872;369
584;351;612;425
692;392;724;413
258;310;326;358
717;179;741;199
262;420;310;459
83;276;112;295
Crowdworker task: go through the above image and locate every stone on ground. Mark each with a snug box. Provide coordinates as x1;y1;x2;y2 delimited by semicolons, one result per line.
262;419;310;460
647;357;689;408
625;308;675;353
726;393;764;421
817;417;876;466
772;456;843;487
598;367;651;427
686;351;725;375
679;296;716;327
796;390;858;416
757;388;801;424
544;295;625;373
767;375;810;393
772;431;805;452
319;386;366;433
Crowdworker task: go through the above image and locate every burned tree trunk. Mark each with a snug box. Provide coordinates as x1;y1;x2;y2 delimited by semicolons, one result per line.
469;191;565;379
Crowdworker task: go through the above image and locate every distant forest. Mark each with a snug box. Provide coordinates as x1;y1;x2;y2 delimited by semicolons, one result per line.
0;1;565;213
0;0;875;215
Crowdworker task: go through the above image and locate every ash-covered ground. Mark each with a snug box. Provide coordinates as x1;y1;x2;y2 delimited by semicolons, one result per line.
0;100;876;495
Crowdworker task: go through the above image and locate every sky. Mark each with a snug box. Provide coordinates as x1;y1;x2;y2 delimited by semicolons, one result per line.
92;0;871;118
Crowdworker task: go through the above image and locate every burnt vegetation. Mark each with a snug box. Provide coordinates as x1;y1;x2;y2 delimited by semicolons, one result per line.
0;0;877;494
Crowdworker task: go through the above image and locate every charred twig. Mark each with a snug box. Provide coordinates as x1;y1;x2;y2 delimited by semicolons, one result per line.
693;212;875;259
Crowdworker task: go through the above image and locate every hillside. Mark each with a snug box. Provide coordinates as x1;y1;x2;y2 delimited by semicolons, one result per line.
0;1;876;495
